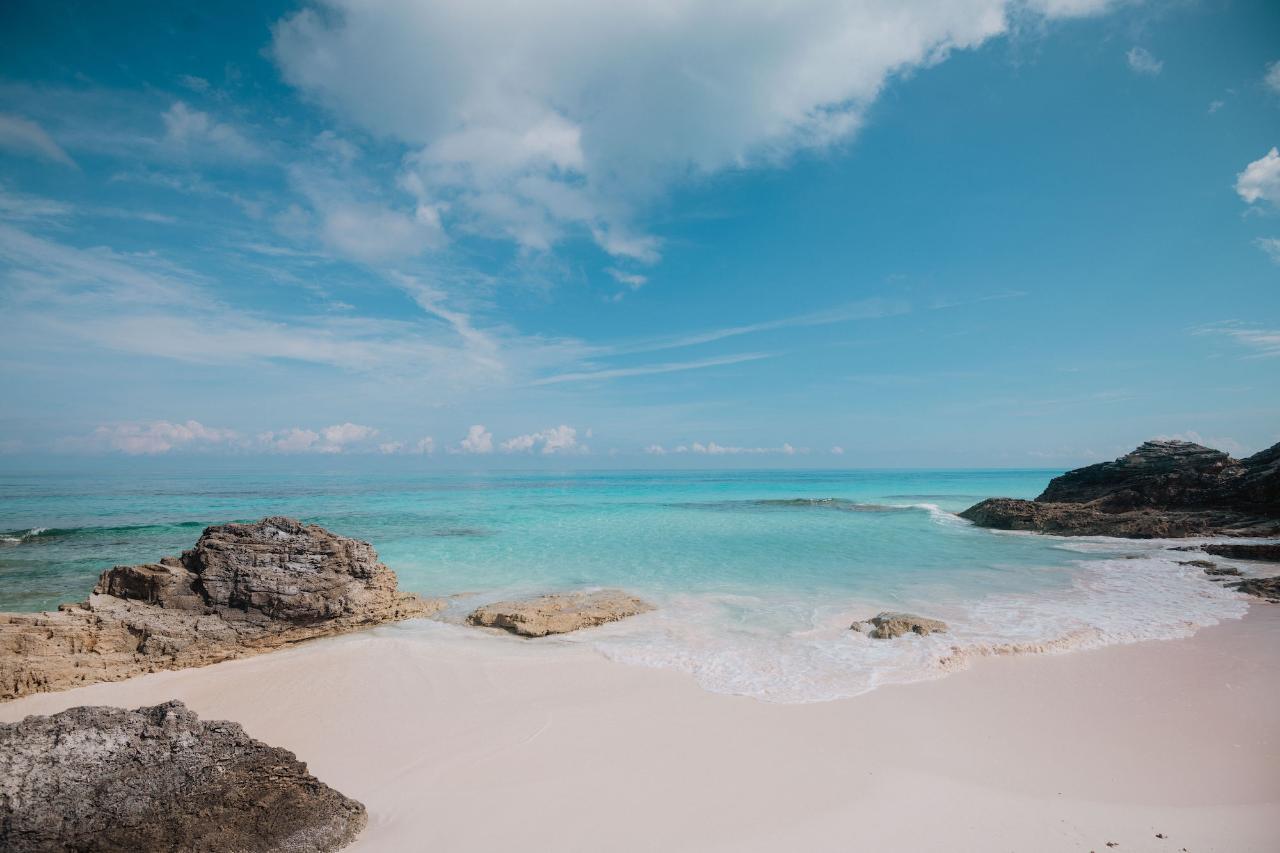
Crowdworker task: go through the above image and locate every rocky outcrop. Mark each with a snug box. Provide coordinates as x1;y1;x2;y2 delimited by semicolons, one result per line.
0;700;365;852
467;590;653;637
1202;543;1280;562
0;517;442;700
960;440;1280;538
851;612;948;639
1227;576;1280;603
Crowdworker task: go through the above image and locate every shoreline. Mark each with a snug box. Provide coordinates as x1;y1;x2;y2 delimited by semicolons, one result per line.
4;603;1277;852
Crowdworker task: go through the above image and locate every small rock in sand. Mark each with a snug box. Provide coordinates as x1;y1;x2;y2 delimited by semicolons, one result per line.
851;611;948;639
467;589;654;637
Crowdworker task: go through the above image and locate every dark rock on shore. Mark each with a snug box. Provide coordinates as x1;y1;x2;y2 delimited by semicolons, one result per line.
1202;543;1280;562
0;700;365;852
1227;576;1280;603
0;517;443;701
960;440;1280;538
1203;565;1242;577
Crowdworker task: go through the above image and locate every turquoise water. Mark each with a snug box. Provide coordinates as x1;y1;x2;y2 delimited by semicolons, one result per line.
0;468;1248;701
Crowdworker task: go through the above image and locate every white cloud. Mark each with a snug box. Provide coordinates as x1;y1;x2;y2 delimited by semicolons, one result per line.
259;422;378;453
86;419;237;455
1207;100;1224;115
1196;323;1280;359
830;445;845;455
378;441;404;454
457;424;493;454
1256;237;1280;264
178;75;211;93
414;436;435;454
500;424;586;455
606;268;648;290
644;444;667;455
1236;148;1280;205
162;102;262;161
271;0;1117;263
532;352;771;385
1266;61;1280;95
0;113;76;167
671;440;800;455
1125;47;1162;76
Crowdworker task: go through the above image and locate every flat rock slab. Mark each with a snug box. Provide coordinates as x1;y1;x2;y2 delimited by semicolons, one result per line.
0;700;366;853
852;612;948;640
467;590;654;637
1203;543;1280;563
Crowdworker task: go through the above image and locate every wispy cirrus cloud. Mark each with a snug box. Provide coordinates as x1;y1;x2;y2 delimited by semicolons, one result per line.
1196;322;1280;359
531;352;772;386
0;113;77;167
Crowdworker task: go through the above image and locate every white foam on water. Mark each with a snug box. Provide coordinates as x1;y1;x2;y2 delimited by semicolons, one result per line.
585;554;1249;704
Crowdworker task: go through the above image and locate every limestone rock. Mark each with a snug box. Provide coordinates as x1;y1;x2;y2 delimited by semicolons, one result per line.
0;517;442;700
467;590;653;637
0;700;365;852
1177;559;1218;569
851;611;948;639
1202;543;1280;563
1227;576;1280;603
1203;565;1242;577
960;439;1280;538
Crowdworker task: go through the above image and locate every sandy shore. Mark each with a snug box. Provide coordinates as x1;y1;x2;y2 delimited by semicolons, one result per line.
3;607;1278;852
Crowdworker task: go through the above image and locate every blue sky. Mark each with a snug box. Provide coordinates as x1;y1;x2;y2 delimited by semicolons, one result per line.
1;0;1278;467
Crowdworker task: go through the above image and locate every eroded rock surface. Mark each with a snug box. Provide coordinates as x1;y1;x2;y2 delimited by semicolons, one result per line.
0;700;365;852
960;440;1280;538
1202;543;1280;562
851;612;948;639
467;590;653;637
1227;576;1280;603
1;517;441;700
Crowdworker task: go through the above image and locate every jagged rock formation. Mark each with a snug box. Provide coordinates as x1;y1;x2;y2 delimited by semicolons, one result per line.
0;517;442;700
1227;576;1280;603
851;612;948;639
467;590;654;637
0;701;365;852
1202;543;1280;562
960;440;1280;538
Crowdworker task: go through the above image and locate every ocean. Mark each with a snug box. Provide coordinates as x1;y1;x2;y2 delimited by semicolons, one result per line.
0;467;1247;702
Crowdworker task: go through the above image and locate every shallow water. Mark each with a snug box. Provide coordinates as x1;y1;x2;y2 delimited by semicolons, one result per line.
0;468;1249;702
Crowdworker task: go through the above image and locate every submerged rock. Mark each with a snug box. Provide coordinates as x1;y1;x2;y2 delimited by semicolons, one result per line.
1178;559;1219;569
1202;543;1280;562
1227;576;1280;603
851;611;948;639
0;517;442;700
1203;565;1243;577
467;590;653;637
960;440;1280;539
0;700;365;852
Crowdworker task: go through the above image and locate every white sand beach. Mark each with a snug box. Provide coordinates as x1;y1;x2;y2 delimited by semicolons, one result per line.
3;607;1277;853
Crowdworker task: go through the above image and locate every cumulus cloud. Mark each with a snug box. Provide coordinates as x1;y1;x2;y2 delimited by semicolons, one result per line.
644;444;667;455
259;422;378;453
1125;47;1162;76
1236;148;1280;205
414;436;435;454
162;102;262;160
830;445;845;455
664;440;801;455
271;0;1116;262
0;113;77;167
457;424;494;454
87;419;237;455
500;424;586;455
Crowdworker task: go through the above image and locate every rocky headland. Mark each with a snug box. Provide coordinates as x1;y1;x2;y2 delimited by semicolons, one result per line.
960;439;1280;539
467;589;654;637
0;700;366;852
0;517;442;700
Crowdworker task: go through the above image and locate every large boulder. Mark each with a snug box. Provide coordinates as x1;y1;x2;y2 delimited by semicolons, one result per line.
467;590;653;637
0;517;442;700
0;700;365;852
851;612;948;639
960;440;1280;538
